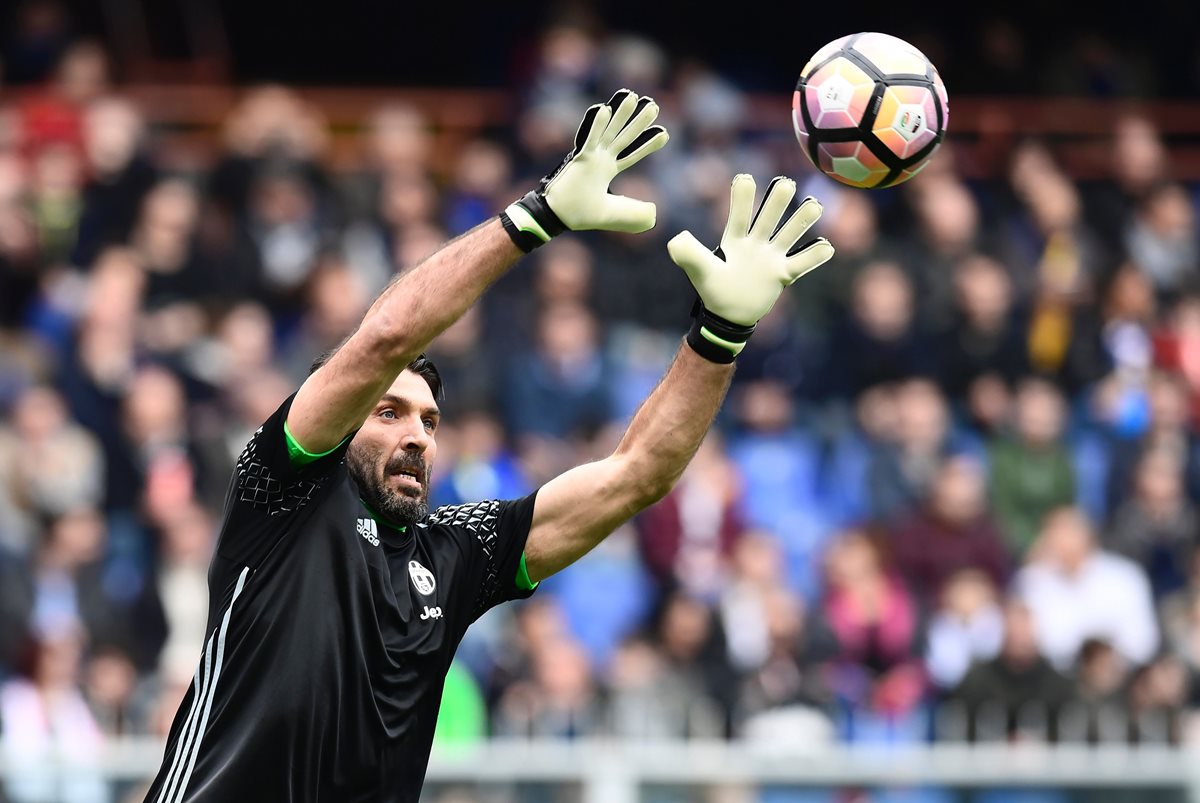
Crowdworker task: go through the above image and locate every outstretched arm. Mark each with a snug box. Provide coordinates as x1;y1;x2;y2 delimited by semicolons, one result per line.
287;90;669;453
289;221;519;452
524;345;732;580
524;174;835;582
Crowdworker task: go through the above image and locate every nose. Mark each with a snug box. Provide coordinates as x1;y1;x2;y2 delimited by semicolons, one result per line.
399;416;431;453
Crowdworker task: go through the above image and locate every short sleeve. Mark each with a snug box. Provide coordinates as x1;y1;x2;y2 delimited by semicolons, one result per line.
216;392;354;568
427;492;539;621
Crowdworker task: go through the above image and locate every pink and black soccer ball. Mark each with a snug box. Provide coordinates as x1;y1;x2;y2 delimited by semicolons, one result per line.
793;32;949;189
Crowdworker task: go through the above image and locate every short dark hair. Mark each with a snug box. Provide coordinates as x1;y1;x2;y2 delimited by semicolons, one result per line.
310;344;444;400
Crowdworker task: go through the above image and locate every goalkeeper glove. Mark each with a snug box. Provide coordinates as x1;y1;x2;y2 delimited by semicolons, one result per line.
501;89;670;252
668;174;835;363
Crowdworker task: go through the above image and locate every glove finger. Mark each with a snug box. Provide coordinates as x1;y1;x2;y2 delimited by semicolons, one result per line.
773;196;824;251
784;237;836;284
609;98;657;152
601;90;640;147
577;104;610;152
615;126;669;170
749;177;797;241
600;195;658;233
723;174;757;242
667;230;719;286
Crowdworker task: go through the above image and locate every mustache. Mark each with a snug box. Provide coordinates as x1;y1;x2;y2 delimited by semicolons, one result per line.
385;452;428;482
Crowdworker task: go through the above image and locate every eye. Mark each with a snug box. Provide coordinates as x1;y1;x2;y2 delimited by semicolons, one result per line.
423;418;436;432
380;409;397;420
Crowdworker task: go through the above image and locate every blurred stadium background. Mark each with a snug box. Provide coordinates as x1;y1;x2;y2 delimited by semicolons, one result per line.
2;0;1200;801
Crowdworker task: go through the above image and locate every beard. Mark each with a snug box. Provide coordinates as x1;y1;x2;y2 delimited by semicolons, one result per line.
346;443;431;527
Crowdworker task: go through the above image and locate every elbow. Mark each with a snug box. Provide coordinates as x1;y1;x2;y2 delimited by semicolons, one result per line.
359;316;416;367
623;459;677;509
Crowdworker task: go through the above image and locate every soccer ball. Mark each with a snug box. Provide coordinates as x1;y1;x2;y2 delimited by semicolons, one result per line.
793;32;949;189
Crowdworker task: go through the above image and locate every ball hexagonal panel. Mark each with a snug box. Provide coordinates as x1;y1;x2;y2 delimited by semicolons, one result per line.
851;32;930;76
817;141;890;188
872;85;939;159
804;57;876;130
800;34;853;78
791;90;809;143
894;150;938;185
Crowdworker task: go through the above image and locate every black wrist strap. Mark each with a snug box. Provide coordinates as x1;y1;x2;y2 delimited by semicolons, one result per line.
500;191;568;253
685;299;756;364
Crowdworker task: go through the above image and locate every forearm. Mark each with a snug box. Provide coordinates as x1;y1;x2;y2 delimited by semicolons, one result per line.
612;343;734;499
288;219;521;451
523;343;733;582
361;218;522;364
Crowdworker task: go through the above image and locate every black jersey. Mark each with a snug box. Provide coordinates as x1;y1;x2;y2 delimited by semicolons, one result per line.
143;394;537;803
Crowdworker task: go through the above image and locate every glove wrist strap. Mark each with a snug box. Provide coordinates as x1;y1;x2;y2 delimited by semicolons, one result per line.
500;191;567;253
686;302;755;364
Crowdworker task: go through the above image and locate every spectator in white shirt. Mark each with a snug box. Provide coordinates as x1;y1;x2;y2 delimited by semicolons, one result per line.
1015;506;1159;670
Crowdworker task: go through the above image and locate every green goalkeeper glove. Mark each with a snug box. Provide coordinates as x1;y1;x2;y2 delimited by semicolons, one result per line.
668;174;835;363
501;89;670;252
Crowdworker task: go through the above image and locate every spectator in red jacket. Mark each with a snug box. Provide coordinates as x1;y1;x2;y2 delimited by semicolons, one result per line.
890;454;1012;605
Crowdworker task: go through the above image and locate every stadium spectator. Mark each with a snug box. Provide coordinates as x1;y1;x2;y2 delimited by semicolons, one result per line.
84;643;143;737
634;433;742;599
1126;182;1199;301
889;454;1011;602
924;569;1005;690
866;378;966;521
1063;638;1130;743
820;530;925;740
151;503;212;684
1106;370;1200;509
1125;653;1191;744
791;187;892;330
209;86;331;219
277;256;371;383
649;590;739;735
727;380;828;596
949;598;1074;742
0;383;104;552
937;254;1028;406
443;138;514;235
718;532;789;673
129;179;204;311
828;261;934;399
1106;447;1199;599
905;177;984;325
27;139;84;265
74;96;156;267
432;662;488;751
503;300;613;442
605;633;724;739
1015;506;1159;669
0;508;164;671
202;301;276;390
588;175;687;333
734;586;835;744
0;629;108;803
493;634;604;739
429;409;530;509
989;378;1077;553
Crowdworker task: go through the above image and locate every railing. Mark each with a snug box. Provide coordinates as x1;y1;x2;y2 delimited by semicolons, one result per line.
2;739;1197;803
8;85;1200;179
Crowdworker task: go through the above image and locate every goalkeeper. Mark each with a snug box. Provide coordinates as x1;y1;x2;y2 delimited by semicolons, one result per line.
143;90;834;803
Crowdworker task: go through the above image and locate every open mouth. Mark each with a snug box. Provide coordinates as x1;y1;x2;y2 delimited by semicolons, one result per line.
391;467;423;490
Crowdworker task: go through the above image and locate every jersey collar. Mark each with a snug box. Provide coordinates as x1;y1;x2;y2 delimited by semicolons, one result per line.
357;498;409;534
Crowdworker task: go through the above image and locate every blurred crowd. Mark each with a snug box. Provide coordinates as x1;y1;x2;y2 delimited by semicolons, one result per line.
1;12;1200;803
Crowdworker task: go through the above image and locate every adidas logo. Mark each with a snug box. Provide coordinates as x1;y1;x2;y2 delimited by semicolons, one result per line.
357;517;380;547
